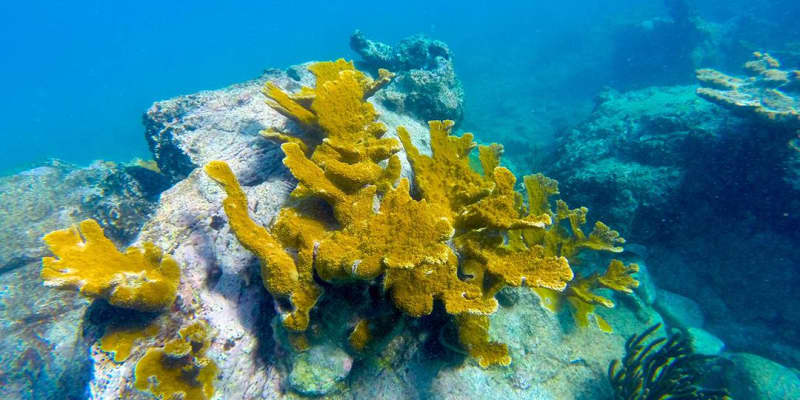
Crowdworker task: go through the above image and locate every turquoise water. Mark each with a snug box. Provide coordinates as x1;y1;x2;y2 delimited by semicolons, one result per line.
2;1;800;398
1;1;664;175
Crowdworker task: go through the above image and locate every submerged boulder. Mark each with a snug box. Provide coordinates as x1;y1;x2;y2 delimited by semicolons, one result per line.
351;30;464;124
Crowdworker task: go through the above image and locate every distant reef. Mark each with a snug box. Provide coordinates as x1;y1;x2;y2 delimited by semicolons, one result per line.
547;53;800;374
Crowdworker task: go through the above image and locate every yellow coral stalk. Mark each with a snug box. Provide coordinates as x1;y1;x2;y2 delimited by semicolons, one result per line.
41;219;180;312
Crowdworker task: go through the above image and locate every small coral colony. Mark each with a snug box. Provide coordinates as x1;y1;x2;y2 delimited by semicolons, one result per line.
39;60;638;398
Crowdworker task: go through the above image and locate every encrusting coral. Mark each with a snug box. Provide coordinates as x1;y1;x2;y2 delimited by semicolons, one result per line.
134;321;218;400
206;59;638;367
41;218;180;312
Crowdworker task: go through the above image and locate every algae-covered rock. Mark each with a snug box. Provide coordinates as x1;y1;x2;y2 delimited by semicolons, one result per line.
0;160;159;271
723;353;800;400
289;345;353;396
0;260;91;400
548;85;722;239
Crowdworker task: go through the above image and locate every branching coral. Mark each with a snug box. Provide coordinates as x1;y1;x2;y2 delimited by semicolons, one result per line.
41;219;180;312
134;321;218;400
100;323;160;363
564;260;639;332
207;59;634;367
696;51;800;127
608;323;729;400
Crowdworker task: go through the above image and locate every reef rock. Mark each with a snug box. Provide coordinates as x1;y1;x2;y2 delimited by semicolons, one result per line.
685;327;725;356
654;289;705;329
89;63;445;399
288;344;352;396
429;288;664;400
78;60;670;400
550;80;800;372
0;160;160;400
351;30;464;123
696;51;800;191
548;85;725;239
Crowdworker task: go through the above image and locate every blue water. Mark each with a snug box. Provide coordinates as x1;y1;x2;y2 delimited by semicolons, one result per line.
0;0;668;175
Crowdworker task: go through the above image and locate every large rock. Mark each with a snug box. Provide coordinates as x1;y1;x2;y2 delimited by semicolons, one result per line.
289;345;353;396
351;30;465;123
654;289;704;329
428;289;664;400
722;353;800;400
548;85;724;239
85;62;671;400
549;82;800;370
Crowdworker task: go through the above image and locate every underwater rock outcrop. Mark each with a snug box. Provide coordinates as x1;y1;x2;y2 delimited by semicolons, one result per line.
551;67;800;374
548;85;723;239
351;30;464;123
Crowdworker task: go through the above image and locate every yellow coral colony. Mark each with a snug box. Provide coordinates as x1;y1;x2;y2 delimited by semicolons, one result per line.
207;59;637;367
100;323;160;363
41;219;180;312
134;321;218;400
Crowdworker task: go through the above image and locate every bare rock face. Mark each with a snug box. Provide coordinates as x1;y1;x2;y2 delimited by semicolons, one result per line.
143;70;299;186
